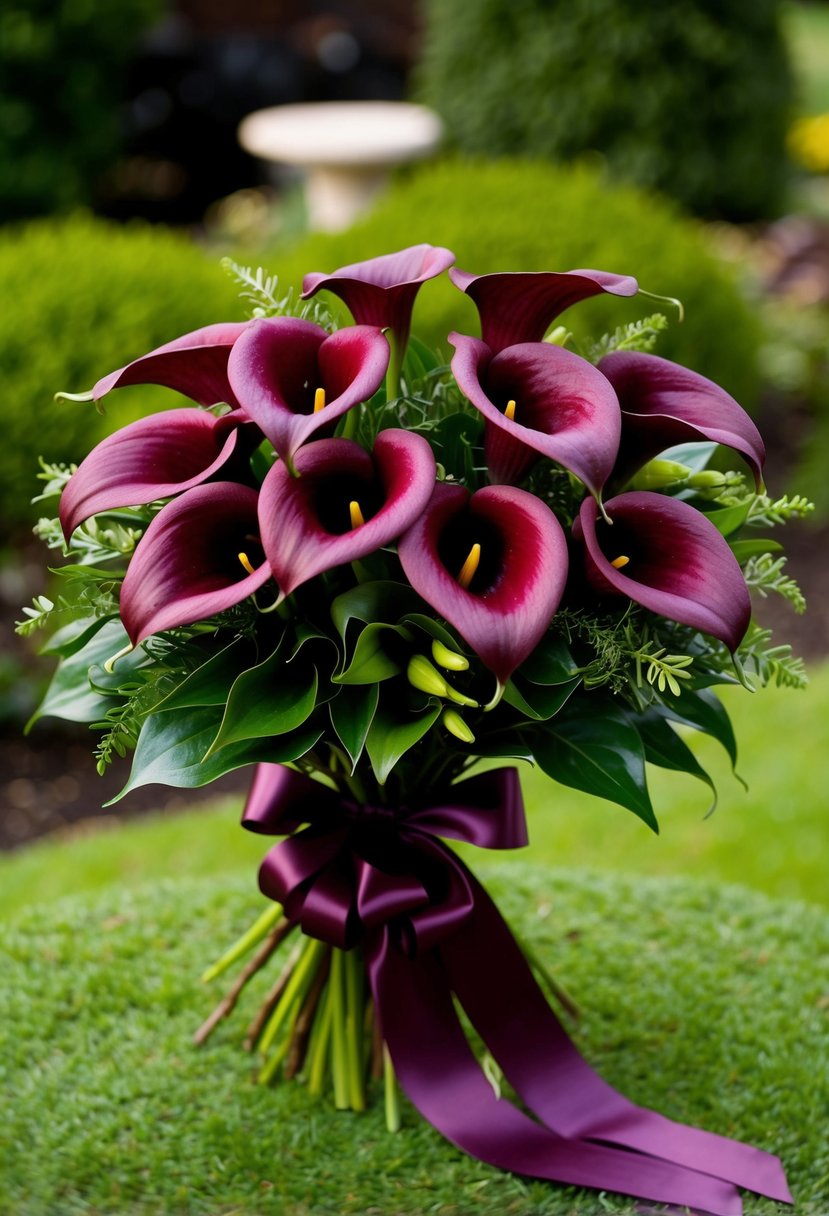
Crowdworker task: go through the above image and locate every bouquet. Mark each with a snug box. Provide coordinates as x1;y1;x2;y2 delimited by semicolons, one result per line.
21;245;810;1214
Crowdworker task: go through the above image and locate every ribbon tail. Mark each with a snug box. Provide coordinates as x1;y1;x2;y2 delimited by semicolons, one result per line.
441;873;793;1207
367;931;743;1216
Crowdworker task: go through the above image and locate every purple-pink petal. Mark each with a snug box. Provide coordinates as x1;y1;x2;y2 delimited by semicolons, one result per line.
302;244;455;350
450;333;621;496
258;430;436;597
574;491;751;651
60;409;249;539
119;482;272;644
598;351;765;489
449;268;638;354
398;483;569;685
227;317;390;462
92;322;248;408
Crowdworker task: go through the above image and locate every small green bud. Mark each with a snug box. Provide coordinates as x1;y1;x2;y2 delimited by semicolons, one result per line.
442;708;475;744
628;459;691;490
407;655;450;698
431;638;469;672
687;470;727;488
445;685;480;709
545;326;571;347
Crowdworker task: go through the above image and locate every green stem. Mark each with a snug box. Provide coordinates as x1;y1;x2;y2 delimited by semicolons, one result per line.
383;1044;401;1132
330;949;350;1109
344;948;366;1111
200;903;283;984
257;997;302;1084
259;936;325;1057
307;980;334;1096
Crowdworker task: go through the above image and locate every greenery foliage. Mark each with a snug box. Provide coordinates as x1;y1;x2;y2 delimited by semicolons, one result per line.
0;0;162;220
0;216;241;534
1;869;826;1214
271;158;763;405
415;0;793;221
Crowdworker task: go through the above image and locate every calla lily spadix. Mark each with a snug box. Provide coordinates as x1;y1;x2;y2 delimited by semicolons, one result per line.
119;481;272;645
398;483;569;686
90;322;248;409
574;491;751;652
227;317;390;466
258;430;437;599
302;244;456;359
598;351;766;490
59;408;252;539
450;333;621;497
449;267;639;354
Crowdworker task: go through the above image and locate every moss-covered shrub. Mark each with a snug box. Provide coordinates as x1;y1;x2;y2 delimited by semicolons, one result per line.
415;0;793;221
271;158;762;405
0;216;241;535
0;0;162;220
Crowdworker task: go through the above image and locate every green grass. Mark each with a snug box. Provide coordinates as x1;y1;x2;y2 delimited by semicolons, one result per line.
785;1;829;113
2;662;826;921
1;868;826;1216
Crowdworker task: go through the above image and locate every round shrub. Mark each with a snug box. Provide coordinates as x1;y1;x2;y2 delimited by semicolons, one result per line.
0;216;241;536
271;158;762;405
0;0;162;221
415;0;793;222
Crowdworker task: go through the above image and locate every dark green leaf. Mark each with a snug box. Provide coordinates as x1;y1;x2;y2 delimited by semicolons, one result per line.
334;622;411;685
329;683;379;768
520;635;580;685
635;711;716;811
656;687;739;771
365;696;441;785
729;538;783;561
533;698;657;830
154;638;256;712
207;645;318;754
42;614;119;658
504;674;580;721
399;612;460;651
27;620;138;730
331;581;420;642
112;707;321;799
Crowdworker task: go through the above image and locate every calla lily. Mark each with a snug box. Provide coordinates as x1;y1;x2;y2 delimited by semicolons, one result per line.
573;491;751;651
302;244;456;360
60;409;253;539
119;482;272;644
449;267;638;354
258;430;437;598
398;483;568;686
91;322;248;408
598;351;766;489
227;317;390;466
450;333;621;496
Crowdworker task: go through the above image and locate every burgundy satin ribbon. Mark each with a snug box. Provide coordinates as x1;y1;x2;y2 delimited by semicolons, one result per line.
243;764;792;1216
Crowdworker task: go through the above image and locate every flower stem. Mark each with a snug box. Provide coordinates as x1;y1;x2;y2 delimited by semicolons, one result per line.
192;916;294;1047
329;949;350;1109
306;980;334;1096
383;1044;401;1132
258;936;326;1058
344;948;366;1111
200;902;284;983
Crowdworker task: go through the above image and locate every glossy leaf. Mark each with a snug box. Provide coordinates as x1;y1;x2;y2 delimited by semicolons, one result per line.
154;638;258;712
329;682;380;768
207;645;318;753
331;581;421;643
533;698;657;829
519;635;579;686
365;696;442;785
729;538;783;561
503;674;580;721
42;614;119;659
635;711;717;809
702;501;752;538
27;620;139;730
334;622;412;685
656;687;739;771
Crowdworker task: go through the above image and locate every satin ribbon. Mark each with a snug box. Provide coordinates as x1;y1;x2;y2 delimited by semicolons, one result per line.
243;764;792;1216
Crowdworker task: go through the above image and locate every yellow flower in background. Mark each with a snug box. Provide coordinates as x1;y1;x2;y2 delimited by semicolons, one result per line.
788;113;829;174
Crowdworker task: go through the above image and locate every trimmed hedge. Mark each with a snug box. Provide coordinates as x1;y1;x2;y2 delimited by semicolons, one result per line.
271;158;762;407
0;216;241;535
415;0;793;221
1;868;826;1214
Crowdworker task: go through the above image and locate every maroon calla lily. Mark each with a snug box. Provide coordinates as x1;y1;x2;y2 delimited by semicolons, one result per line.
258;430;437;598
60;409;253;539
398;483;569;685
91;322;248;408
450;333;621;496
227;317;390;464
574;491;751;651
119;482;272;645
449;267;638;354
598;351;765;489
302;244;456;356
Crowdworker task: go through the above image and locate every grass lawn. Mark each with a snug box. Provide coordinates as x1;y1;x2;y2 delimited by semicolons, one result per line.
1;662;827;920
1;868;826;1216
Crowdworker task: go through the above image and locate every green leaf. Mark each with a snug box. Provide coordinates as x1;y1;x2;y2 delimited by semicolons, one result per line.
635;711;717;811
113;707;321;799
398;612;461;651
729;538;783;562
504;674;580;721
329;683;379;768
656;687;739;771
207;644;318;754
520;635;580;685
533;698;657;830
365;696;442;785
27;620;138;730
154;638;256;712
659;441;717;472
42;614;119;658
331;581;420;642
334;622;411;685
701;500;751;537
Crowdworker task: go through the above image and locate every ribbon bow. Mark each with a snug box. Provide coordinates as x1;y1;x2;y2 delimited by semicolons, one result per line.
243;765;792;1216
